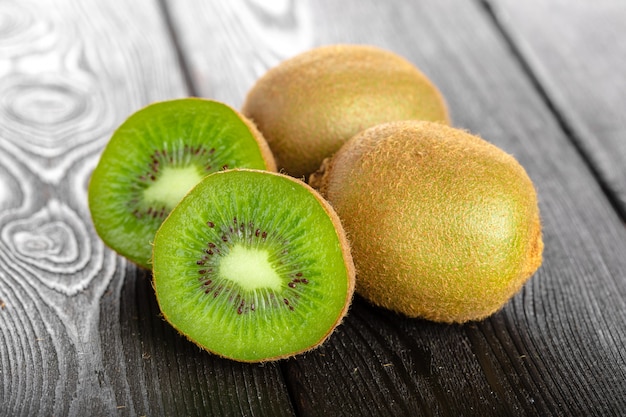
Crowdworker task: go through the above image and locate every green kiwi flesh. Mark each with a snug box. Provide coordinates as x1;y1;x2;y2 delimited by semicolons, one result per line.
152;169;355;362
88;98;276;269
311;121;543;323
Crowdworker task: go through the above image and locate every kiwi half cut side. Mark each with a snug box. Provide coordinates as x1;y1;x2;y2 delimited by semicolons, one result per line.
88;98;276;269
152;169;355;362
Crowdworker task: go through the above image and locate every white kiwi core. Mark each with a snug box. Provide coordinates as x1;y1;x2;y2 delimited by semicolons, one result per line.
143;165;204;210
218;244;282;291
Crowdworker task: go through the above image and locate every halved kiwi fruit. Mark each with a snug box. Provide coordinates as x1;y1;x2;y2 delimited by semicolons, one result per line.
88;98;276;269
152;169;355;362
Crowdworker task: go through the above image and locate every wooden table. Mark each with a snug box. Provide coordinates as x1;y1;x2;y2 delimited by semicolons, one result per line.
1;1;625;415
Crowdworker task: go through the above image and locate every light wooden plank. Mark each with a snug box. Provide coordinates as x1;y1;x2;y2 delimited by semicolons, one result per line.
162;0;315;108
168;0;626;415
0;0;294;415
486;0;626;218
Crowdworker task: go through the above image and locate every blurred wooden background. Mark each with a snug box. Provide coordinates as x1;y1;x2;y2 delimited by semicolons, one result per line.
1;0;625;415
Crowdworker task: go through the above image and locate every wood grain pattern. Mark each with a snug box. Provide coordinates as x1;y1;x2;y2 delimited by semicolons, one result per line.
168;0;626;415
0;0;293;415
2;0;626;416
162;0;315;107
485;0;626;219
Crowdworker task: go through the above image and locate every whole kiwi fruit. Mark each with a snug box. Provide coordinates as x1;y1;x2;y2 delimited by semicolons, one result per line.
242;44;449;179
152;169;355;362
88;98;276;269
310;120;543;323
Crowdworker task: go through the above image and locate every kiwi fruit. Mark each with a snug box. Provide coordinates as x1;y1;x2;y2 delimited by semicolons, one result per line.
310;120;543;323
88;98;276;269
152;169;355;362
242;44;450;179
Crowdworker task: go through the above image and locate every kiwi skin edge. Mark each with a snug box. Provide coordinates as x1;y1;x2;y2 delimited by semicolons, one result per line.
152;169;356;362
311;121;543;324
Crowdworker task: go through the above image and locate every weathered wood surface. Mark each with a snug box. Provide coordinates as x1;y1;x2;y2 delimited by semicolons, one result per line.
1;0;625;416
0;1;292;416
487;0;626;219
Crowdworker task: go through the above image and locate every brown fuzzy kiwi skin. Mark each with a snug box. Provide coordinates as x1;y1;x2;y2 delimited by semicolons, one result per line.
311;121;543;324
242;44;450;179
152;169;356;362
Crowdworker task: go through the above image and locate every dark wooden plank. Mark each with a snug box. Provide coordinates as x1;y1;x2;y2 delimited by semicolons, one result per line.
485;0;626;218
0;0;294;415
101;266;295;417
168;0;626;416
